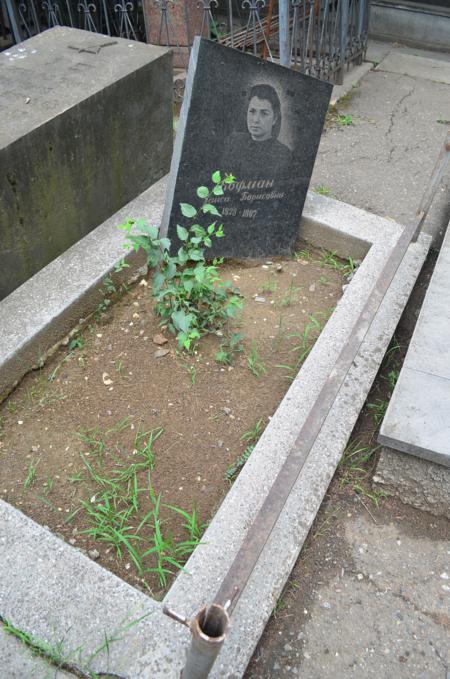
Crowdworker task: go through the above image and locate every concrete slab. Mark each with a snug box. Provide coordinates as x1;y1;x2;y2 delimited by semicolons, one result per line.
378;367;450;467
0;625;76;678
0;501;171;677
402;226;450;381
377;52;450;86
379;221;450;468
374;447;450;520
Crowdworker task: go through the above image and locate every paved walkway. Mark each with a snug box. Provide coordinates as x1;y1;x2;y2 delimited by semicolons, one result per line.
246;40;450;679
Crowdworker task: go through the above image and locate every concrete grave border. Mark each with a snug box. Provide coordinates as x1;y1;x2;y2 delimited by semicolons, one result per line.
0;179;430;677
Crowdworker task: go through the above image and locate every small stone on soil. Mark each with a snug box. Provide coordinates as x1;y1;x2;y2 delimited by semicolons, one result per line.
254;296;266;303
88;549;100;560
153;334;168;345
154;348;170;358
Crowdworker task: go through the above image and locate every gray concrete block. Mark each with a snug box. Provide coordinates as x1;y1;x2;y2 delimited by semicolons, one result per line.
0;27;172;300
379;221;450;468
0;501;174;677
379;367;450;468
369;2;450;53
374;447;450;520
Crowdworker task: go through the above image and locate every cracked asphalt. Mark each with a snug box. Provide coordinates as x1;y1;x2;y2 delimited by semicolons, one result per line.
310;41;450;246
245;42;450;679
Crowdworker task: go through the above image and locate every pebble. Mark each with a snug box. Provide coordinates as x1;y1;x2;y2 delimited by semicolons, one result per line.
222;407;231;415
154;348;170;358
276;264;283;272
255;296;266;303
69;538;76;545
153;333;168;346
309;283;316;292
88;549;100;560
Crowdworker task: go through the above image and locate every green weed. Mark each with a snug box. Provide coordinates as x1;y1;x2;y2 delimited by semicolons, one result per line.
6;400;17;414
215;332;244;365
339;438;380;490
261;276;277;294
336;113;353;126
225;444;254;483
43;475;54;495
294;248;311;261
24;458;39;489
1;611;150;678
241;417;264;444
247;341;266;378
385;368;399;390
366;398;388;425
281;280;302;307
313;185;335;197
69;336;84;351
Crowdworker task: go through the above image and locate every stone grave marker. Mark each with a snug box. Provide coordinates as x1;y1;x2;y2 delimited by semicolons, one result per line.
161;37;332;258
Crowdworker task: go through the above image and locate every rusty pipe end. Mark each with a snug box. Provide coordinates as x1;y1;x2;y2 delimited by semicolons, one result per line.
181;604;230;679
189;604;229;644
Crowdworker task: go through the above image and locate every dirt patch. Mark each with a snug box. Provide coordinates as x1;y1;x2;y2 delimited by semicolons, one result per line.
0;246;348;596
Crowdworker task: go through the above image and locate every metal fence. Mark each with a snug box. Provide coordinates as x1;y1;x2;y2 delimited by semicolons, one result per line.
1;0;370;83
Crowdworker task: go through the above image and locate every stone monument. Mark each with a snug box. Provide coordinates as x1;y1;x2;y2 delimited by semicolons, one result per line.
161;38;332;258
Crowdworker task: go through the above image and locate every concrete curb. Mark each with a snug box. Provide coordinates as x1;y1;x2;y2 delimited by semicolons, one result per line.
0;189;430;677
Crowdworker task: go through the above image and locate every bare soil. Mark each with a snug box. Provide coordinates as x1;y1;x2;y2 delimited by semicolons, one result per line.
0;247;347;596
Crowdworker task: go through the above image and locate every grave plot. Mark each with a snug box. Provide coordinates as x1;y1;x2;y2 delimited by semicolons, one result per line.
0;231;350;596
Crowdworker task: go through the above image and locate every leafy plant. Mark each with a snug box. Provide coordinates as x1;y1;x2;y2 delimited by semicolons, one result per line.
247;341;266;378
69;336;84;351
121;171;242;351
336;113;353;126
215;332;244;365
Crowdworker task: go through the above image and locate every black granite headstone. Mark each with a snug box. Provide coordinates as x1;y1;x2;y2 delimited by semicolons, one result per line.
161;37;332;258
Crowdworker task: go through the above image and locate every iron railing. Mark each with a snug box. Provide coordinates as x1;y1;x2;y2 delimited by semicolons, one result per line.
1;0;370;83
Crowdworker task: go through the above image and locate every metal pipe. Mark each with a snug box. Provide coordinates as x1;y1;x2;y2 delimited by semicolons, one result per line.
279;0;290;66
163;604;230;679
